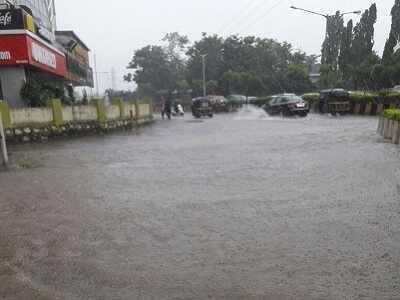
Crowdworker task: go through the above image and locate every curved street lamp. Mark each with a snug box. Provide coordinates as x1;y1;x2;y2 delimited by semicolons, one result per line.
290;6;361;19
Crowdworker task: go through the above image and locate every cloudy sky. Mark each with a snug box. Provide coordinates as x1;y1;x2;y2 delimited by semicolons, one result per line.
55;0;393;93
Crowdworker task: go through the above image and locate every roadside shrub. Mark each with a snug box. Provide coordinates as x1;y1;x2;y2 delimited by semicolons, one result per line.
302;93;319;105
383;109;400;121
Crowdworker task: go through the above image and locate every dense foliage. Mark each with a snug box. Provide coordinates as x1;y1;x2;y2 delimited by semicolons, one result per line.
126;1;400;97
383;109;400;120
21;72;67;107
125;32;314;98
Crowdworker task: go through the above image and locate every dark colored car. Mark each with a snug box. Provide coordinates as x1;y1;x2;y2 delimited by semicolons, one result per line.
319;89;351;114
192;97;214;118
263;94;309;117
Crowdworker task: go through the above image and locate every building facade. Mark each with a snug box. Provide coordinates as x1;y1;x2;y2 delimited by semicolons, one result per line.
56;31;93;88
0;0;93;107
13;0;57;42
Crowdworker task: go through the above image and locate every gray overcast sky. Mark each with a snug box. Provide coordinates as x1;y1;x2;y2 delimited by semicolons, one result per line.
55;0;392;93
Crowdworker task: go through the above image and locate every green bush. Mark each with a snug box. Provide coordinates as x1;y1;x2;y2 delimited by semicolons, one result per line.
383;109;400;121
349;91;400;104
302;93;319;104
349;91;377;102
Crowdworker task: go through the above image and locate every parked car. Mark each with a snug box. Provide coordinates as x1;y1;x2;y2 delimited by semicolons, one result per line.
319;89;351;115
263;94;309;117
192;97;214;118
247;96;258;104
207;95;228;113
226;94;247;112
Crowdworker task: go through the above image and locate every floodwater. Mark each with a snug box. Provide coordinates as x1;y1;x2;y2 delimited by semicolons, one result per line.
0;110;399;299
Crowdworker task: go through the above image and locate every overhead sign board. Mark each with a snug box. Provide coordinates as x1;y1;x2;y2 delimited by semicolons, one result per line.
0;9;24;30
0;33;66;77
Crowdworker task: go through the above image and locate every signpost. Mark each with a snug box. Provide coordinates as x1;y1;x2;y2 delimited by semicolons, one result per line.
0;114;8;166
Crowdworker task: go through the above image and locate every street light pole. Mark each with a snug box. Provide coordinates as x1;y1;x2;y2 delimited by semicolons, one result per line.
290;6;362;62
93;51;100;97
290;6;361;19
201;54;207;97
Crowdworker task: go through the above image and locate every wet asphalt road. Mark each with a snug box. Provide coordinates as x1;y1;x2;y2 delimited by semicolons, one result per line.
0;110;399;300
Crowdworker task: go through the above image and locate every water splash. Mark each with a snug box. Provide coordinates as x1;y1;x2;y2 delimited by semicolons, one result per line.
234;105;269;120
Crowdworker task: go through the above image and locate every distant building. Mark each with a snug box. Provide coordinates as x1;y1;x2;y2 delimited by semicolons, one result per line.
55;31;93;88
0;0;93;107
309;63;321;85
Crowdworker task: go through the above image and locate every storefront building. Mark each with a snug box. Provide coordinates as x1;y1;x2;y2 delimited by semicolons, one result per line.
0;0;93;107
56;30;93;88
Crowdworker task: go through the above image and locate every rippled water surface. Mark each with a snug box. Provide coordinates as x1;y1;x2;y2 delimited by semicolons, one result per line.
0;113;399;299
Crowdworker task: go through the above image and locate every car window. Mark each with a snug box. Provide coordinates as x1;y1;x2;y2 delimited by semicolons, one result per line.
290;96;303;103
271;97;280;105
280;97;289;104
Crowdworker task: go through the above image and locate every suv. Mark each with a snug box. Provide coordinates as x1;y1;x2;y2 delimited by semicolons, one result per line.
263;94;309;117
192;97;214;118
319;89;350;114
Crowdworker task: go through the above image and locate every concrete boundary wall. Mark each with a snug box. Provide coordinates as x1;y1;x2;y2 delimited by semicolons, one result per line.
0;99;153;143
11;107;53;125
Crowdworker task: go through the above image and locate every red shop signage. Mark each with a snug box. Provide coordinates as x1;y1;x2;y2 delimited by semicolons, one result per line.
0;32;66;77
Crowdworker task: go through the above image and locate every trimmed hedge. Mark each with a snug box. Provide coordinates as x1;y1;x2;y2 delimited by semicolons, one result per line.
302;93;319;105
383;109;400;121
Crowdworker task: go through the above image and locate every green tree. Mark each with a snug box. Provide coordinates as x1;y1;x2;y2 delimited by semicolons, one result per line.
186;33;225;89
206;80;219;95
285;64;313;94
383;0;400;65
221;70;242;94
351;4;377;67
339;20;353;82
125;45;174;96
162;32;189;90
351;53;380;90
321;12;344;77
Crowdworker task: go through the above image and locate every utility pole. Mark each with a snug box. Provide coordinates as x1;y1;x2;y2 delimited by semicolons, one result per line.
93;52;100;97
201;54;207;97
0;114;8;167
111;67;117;91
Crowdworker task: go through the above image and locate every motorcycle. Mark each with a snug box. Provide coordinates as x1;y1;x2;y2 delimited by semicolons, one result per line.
172;104;185;117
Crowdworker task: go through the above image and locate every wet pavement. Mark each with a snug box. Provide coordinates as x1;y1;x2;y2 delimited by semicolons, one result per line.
0;111;399;299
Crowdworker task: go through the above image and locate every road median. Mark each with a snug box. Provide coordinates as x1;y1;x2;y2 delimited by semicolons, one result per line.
378;109;400;144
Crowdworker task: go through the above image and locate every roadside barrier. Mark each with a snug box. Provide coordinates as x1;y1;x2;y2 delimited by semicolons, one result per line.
0;98;154;144
378;109;400;145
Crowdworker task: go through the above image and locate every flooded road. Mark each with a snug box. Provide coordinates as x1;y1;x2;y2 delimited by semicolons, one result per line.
1;112;399;299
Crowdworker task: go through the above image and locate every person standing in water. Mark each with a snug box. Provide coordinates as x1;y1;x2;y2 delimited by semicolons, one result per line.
161;96;166;119
163;96;172;120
